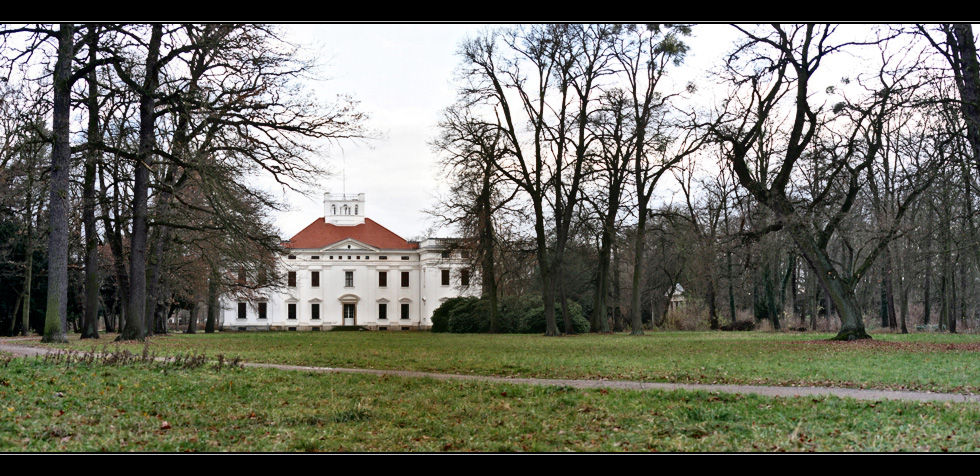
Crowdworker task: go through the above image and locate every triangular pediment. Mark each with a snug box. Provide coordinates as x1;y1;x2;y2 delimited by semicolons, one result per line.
321;238;379;252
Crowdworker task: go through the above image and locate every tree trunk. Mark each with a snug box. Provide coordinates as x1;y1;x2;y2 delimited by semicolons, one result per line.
102;296;115;333
7;292;22;336
611;242;623;332
590;239;609;333
947;25;980;177
157;292;171;335
476;169;500;334
186;302;200;334
81;24;101;340
42;24;74;344
121;25;162;341
707;276;718;330
727;251;737;325
560;277;573;335
880;275;889;328
923;220;933;326
788;224;869;340
885;247;898;330
206;268;219;333
21;202;34;337
629;208;648;335
899;281;909;334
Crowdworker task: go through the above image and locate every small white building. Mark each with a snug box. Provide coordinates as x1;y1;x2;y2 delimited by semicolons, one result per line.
220;192;478;331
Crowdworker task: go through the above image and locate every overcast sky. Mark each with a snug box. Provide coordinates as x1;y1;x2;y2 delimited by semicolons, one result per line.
272;24;737;240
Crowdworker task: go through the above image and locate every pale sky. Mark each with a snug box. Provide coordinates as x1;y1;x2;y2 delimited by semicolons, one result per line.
272;24;738;241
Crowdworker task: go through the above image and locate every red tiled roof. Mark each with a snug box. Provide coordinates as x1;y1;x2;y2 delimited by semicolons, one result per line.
285;217;418;250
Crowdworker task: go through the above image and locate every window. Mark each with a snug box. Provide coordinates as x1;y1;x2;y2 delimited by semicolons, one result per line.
401;256;410;260
288;255;296;260
379;271;387;287
238;302;246;320
257;268;268;286
258;302;267;320
379;303;387;320
312;255;319;260
356;256;360;260
379;256;387;260
461;250;471;259
461;269;470;286
441;250;451;258
311;271;320;287
401;271;409;287
288;271;296;287
288;303;296;320
345;271;354;287
237;268;246;285
441;269;450;286
329;256;334;260
311;303;320;320
401;303;409;320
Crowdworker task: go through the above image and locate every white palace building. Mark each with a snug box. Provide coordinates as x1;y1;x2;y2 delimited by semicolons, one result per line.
220;192;478;331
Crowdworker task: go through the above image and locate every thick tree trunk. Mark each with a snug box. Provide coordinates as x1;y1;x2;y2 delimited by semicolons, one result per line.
948;25;980;176
186;303;200;334
81;24;101;340
789;225;869;340
42;24;74;344
121;25;162;341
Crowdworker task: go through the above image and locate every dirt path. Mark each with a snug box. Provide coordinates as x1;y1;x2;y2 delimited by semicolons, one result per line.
3;341;979;403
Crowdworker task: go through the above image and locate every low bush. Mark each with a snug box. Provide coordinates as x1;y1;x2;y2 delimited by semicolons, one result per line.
432;295;588;334
719;320;756;331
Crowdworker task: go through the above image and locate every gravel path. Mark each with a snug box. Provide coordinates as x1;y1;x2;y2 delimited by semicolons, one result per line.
4;341;979;403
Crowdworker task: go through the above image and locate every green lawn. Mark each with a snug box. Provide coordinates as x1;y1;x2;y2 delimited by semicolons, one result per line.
43;330;980;393
1;355;979;452
3;330;980;452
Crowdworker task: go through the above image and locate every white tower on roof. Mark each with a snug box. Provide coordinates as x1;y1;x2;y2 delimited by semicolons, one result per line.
323;191;366;226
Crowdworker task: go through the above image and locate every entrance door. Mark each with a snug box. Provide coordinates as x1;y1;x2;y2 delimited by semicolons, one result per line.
343;303;356;326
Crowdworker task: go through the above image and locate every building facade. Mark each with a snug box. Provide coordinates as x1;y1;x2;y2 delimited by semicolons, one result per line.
220;192;477;331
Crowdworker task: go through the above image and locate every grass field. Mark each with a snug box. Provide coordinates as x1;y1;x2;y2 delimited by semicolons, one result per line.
3;331;980;452
40;330;980;393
